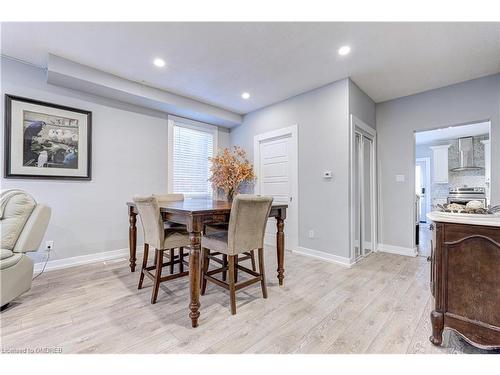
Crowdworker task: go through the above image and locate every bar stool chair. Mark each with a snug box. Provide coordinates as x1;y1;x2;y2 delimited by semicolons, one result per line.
153;193;188;273
200;194;273;315
133;196;191;304
204;223;257;281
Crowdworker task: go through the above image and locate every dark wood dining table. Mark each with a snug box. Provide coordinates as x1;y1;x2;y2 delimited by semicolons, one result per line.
126;199;288;327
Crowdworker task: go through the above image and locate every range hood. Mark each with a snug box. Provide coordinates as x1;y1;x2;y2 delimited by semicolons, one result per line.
450;136;484;172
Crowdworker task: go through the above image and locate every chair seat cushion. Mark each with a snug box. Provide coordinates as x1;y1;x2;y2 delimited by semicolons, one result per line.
0;248;23;270
163;229;190;249
164;221;187;230
205;223;228;235
201;231;229;254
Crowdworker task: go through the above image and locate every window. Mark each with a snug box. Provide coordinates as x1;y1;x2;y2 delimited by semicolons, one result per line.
168;116;218;198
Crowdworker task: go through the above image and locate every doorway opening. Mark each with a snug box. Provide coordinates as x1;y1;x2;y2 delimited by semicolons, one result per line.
414;120;491;257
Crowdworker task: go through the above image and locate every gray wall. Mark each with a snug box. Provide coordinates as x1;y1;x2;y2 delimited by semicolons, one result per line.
231;79;351;257
377;74;500;250
349;79;376;129
1;57;229;262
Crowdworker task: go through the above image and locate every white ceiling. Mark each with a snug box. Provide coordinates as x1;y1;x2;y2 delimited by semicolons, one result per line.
415;121;490;145
1;22;499;114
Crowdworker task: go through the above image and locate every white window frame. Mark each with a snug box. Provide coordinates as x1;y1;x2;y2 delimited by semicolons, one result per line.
167;115;218;198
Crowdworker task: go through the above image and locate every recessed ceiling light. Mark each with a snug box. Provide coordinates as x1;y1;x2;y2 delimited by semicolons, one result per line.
153;58;166;67
241;92;251;100
338;46;351;56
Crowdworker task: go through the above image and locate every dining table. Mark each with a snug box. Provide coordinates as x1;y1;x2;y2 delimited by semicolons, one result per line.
126;199;288;327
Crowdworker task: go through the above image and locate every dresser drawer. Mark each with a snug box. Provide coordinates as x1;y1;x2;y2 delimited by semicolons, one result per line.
444;222;500;243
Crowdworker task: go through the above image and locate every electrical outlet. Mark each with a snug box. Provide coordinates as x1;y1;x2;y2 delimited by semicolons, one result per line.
45;240;54;252
308;230;315;239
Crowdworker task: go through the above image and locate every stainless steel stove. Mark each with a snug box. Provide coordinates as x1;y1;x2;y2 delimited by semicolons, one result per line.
447;187;487;207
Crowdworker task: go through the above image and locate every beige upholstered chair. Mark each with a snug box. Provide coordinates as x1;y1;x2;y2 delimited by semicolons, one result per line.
153;193;184;203
204;223;257;281
152;193;187;272
201;194;273;314
133;196;191;304
0;189;51;309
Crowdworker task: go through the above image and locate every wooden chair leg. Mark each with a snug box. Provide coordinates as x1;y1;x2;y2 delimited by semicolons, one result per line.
179;247;184;273
201;248;209;295
258;248;268;299
138;243;149;289
250;250;257;271
151;249;163;304
153;248;158;268
234;254;238;283
169;249;175;274
228;255;237;315
222;254;228;281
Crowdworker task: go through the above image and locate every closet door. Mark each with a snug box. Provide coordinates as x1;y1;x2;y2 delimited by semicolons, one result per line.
362;137;374;256
352;130;376;261
354;133;362;260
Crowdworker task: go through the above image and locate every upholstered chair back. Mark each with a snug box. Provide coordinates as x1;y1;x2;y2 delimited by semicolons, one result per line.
133;196;164;249
152;193;184;203
0;189;51;253
227;195;273;255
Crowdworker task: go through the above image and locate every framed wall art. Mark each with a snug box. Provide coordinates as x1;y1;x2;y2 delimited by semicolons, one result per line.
4;95;92;180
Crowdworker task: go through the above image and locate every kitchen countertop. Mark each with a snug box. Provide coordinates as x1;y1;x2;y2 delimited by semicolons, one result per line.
427;211;500;227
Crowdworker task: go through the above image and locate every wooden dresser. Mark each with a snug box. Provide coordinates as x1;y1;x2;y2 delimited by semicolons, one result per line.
428;213;500;349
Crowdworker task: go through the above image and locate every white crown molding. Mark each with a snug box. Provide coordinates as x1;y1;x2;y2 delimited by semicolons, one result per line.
377;243;418;257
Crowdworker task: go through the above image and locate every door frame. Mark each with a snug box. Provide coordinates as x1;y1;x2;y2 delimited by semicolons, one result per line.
415;157;431;223
349;115;377;263
253;125;299;251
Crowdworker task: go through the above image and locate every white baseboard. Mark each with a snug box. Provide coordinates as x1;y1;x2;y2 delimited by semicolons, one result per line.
33;247;140;273
293;246;353;267
377;243;418;257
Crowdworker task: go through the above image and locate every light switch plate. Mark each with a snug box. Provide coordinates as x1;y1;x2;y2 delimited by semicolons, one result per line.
396;174;405;182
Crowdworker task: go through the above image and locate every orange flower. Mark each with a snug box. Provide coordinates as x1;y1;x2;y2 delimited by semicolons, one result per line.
208;146;255;196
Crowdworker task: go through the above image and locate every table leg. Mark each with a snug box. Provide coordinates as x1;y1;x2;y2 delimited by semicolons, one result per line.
188;230;202;328
128;208;137;272
276;216;285;286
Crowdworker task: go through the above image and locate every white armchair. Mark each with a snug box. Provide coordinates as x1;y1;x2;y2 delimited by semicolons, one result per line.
0;189;51;309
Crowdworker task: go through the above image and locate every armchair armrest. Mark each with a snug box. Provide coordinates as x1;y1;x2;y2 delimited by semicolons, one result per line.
13;204;51;253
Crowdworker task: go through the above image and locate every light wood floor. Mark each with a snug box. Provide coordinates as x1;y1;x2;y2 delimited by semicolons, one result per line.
0;250;496;354
418;224;432;257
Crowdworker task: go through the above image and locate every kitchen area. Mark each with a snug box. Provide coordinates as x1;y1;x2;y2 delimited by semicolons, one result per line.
414;121;491;256
415;121;499;351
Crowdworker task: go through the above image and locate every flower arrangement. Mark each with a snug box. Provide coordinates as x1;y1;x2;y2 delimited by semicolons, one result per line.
209;146;255;202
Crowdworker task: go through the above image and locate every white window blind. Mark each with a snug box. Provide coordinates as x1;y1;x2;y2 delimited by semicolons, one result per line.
169;118;217;198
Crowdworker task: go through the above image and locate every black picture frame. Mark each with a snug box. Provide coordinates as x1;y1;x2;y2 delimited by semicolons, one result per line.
4;94;92;180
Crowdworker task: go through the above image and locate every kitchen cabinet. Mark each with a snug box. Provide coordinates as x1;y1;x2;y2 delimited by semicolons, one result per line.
430;145;450;184
481;139;491;184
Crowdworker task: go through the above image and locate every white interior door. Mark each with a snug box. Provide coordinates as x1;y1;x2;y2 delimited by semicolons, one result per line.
362;136;374;257
350;115;377;263
255;126;298;251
